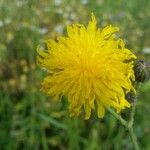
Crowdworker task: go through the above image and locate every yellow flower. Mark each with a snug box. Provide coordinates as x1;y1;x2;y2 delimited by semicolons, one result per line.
37;14;136;119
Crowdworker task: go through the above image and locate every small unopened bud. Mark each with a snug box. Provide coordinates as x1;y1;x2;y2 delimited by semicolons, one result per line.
134;60;150;82
126;92;136;103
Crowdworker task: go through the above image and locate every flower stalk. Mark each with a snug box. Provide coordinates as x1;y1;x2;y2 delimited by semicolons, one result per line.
128;126;139;150
107;60;150;150
107;99;139;150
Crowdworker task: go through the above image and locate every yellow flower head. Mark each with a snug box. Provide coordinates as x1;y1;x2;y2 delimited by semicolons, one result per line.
37;14;136;119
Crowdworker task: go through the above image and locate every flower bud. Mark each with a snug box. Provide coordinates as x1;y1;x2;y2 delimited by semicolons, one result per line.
134;60;150;82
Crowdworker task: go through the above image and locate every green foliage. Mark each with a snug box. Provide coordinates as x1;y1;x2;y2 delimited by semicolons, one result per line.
0;0;149;149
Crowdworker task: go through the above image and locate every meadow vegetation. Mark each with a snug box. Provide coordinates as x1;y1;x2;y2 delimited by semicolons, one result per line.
0;0;150;149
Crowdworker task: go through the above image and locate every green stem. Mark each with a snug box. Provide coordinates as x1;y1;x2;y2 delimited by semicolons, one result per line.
128;99;136;127
106;107;127;127
107;107;139;150
128;95;139;150
128;127;139;150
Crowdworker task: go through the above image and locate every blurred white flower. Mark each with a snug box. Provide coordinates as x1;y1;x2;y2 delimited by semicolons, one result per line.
54;0;62;6
57;8;63;14
16;1;24;7
5;18;11;25
54;24;63;33
80;0;88;5
63;12;69;19
39;28;48;34
142;47;150;54
0;18;11;27
0;21;3;27
70;13;77;20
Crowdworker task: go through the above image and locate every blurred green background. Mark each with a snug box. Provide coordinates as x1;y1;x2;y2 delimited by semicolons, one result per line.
0;0;150;149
